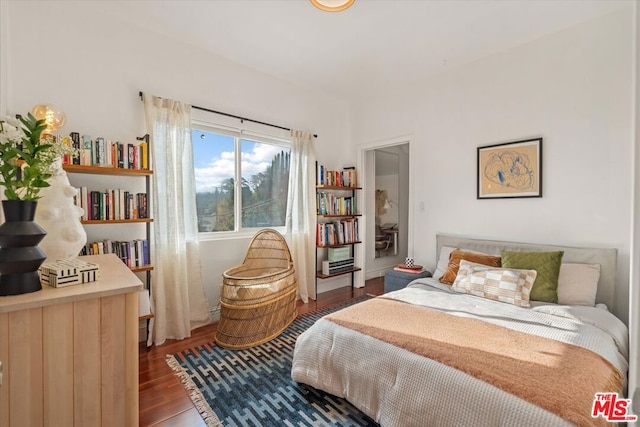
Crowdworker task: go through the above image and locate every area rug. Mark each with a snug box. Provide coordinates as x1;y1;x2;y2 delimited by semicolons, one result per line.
167;295;378;427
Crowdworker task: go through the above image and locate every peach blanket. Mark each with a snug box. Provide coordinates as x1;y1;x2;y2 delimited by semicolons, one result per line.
325;297;623;427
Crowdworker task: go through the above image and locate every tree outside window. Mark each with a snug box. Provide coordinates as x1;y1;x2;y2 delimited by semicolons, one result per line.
192;127;290;233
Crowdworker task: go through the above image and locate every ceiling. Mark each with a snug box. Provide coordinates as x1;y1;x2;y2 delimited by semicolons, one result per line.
94;0;630;101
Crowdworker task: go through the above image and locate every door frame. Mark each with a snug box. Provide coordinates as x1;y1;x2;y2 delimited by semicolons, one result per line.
355;134;414;285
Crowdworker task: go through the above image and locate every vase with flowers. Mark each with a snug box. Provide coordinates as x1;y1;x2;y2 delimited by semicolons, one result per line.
0;113;75;295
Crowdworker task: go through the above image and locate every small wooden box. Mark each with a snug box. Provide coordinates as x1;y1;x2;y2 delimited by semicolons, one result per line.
39;258;100;288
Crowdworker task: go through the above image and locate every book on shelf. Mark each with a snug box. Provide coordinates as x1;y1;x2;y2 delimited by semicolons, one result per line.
95;137;106;165
70;132;81;165
74;187;148;221
316;218;359;246
81;239;150;268
81;134;92;165
60;132;150;170
117;143;124;168
315;162;358;187
140;141;149;169
316;192;356;215
393;265;425;274
342;166;357;187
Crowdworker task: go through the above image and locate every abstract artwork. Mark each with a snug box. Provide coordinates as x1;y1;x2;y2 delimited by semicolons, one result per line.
477;138;542;199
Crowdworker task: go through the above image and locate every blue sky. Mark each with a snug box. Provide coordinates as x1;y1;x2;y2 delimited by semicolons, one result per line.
192;129;288;193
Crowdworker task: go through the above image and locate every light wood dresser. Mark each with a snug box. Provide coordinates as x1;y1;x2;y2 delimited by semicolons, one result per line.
0;254;142;427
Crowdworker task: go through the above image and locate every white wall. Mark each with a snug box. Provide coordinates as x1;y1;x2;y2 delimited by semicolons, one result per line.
0;0;8;116
352;8;634;324
3;1;352;311
628;0;639;410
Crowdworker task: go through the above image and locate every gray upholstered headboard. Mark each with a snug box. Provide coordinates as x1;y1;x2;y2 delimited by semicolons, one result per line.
436;234;618;314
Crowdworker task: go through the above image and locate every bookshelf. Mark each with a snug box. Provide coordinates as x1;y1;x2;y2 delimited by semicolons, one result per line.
62;134;153;322
315;164;361;293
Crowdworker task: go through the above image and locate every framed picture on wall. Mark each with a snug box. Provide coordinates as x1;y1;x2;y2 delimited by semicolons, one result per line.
477;137;542;199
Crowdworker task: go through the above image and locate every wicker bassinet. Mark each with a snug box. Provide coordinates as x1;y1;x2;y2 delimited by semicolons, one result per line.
215;229;298;349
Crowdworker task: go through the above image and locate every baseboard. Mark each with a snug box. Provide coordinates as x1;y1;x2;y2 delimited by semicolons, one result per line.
364;267;392;280
317;276;352;294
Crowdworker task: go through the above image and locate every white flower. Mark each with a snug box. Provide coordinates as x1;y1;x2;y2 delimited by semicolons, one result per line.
1;116;21;128
0;119;22;144
0;112;76;201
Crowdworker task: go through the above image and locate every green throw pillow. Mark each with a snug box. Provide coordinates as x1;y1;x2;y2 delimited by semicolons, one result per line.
501;250;564;303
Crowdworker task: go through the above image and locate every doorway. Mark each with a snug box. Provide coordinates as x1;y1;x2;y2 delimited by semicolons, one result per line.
360;141;410;279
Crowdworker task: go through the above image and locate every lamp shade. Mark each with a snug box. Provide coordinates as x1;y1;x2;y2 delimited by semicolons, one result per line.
310;0;355;12
31;104;66;131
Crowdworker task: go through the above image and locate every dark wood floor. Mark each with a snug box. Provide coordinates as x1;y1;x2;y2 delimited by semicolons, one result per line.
139;277;384;427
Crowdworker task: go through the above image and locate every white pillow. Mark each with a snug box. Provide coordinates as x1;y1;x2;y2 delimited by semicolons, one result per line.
433;245;456;280
557;263;600;306
452;260;537;307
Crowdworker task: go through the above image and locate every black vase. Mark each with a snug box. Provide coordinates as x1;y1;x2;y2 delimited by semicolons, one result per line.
0;200;47;296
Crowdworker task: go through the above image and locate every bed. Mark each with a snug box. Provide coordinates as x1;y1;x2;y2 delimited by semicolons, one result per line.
291;234;629;426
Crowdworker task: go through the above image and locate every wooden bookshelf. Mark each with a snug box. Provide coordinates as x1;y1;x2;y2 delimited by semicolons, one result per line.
81;218;153;225
315;166;360;293
63;164;152;176
317;241;362;248
64;134;154;341
316;267;362;279
316;185;362;191
131;265;154;273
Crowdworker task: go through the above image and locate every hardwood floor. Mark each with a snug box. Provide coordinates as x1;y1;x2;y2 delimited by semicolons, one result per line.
139;277;384;427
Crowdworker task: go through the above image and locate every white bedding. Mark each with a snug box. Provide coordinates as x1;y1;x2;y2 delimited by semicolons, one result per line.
291;280;629;427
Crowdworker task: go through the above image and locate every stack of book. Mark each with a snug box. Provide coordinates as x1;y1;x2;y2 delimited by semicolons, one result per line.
393;264;425;274
81;239;150;268
316;163;358;187
322;258;355;275
316;219;359;246
74;188;148;221
316;192;356;215
61;133;149;170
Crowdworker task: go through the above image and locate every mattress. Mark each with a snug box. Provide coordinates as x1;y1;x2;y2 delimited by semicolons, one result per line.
291;279;629;426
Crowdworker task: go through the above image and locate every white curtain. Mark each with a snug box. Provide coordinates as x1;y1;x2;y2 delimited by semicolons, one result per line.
286;130;316;302
143;94;211;345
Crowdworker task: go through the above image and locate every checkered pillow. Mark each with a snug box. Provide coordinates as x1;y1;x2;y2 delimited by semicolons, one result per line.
452;260;537;307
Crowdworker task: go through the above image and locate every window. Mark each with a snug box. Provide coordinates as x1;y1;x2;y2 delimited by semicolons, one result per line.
192;123;290;234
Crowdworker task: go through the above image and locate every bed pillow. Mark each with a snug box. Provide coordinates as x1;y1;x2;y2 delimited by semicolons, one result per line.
501;250;564;303
433;245;457;280
452;260;537;307
557;263;601;306
439;249;502;285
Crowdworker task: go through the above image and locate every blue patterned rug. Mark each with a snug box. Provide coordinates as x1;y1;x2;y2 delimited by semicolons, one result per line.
167;295;378;427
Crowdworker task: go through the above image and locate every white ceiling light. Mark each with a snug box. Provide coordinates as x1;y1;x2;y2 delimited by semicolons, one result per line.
310;0;355;12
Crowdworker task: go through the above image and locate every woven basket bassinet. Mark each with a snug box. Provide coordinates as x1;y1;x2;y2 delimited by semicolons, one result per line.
215;229;298;349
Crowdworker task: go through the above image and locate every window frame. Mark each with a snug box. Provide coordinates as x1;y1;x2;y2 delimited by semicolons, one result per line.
192;119;291;240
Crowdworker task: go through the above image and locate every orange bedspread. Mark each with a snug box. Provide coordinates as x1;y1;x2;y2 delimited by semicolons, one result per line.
325;297;623;427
